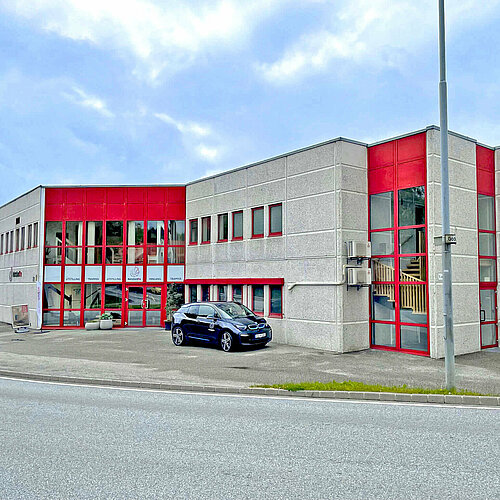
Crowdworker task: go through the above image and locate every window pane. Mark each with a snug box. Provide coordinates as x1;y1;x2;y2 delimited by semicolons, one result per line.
86;221;103;245
479;233;496;256
189;285;197;302
66;221;83;246
218;285;227;301
370;192;393;230
481;324;497;347
168;220;185;245
478;195;495;231
232;285;242;303
270;205;282;234
480;259;496;282
65;247;82;265
253;285;264;312
166;283;184;312
399;228;425;254
480;289;495;322
147;221;165;245
85;284;101;309
168;247;185;264
45;247;62;264
400;325;427;351
218;214;228;241
45;221;62;246
33;223;38;246
126;247;144;264
202;217;211;242
252;208;264;236
371;258;395;282
105;285;122;308
233;212;243;239
198;304;215;317
43;284;61;309
189;220;198;244
147;246;164;264
398;186;425;226
201;285;210;301
63;284;82;309
127;221;144;245
84;310;100;323
106;221;123;245
270;286;282;315
399;257;426;282
399;285;427;323
371;287;395;320
85;247;102;264
371;323;396;347
105;247;123;264
371;231;394;255
43;311;60;326
63;311;81;326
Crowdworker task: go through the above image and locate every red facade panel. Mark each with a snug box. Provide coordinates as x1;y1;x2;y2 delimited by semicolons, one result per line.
396;133;426;163
368;141;394;169
86;188;106;203
397;158;426;190
66;189;84;203
127;187;145;203
65;204;84;220
107;204;126;219
368;166;394;194
477;169;495;196
476;145;495;172
167;203;186;219
127;204;145;219
106;188;125;203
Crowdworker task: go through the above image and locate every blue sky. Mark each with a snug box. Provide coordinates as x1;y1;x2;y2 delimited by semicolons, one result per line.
1;0;499;205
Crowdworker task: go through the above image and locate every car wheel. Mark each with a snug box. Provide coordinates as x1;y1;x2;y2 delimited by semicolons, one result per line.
220;331;234;352
172;326;186;346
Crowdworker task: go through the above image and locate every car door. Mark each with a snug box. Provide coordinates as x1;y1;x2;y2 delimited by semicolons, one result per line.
196;304;217;342
182;304;199;335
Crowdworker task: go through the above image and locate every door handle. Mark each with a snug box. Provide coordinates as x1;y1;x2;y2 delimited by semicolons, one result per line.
480;310;486;322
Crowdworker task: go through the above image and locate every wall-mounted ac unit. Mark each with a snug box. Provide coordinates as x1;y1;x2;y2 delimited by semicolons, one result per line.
347;241;371;260
347;267;372;286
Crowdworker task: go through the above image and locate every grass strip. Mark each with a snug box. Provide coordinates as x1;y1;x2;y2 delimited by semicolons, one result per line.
254;380;491;396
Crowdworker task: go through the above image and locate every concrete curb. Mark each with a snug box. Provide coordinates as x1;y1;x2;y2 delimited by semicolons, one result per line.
1;370;499;407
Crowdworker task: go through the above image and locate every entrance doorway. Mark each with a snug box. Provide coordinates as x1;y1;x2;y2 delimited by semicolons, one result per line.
480;288;498;347
126;286;163;327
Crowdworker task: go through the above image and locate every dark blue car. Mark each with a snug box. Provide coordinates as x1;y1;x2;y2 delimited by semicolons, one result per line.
171;301;272;352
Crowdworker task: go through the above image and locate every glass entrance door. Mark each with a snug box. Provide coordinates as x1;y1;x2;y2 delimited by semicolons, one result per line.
126;286;163;327
480;288;497;347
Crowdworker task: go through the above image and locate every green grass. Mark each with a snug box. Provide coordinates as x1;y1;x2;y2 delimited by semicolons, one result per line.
254;380;491;396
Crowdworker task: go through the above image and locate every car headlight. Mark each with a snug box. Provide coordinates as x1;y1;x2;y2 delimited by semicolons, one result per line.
235;324;247;331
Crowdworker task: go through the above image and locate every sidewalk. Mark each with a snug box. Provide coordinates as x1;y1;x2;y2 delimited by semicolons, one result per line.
1;323;500;398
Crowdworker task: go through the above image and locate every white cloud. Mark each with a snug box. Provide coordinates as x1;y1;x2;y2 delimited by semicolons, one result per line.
2;0;285;82
63;87;114;117
154;113;211;137
196;145;219;162
257;0;500;84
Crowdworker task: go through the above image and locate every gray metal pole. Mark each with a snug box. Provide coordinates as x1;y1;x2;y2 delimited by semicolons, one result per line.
438;0;455;390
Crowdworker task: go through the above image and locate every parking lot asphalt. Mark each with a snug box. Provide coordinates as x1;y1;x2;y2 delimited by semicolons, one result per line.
1;322;500;394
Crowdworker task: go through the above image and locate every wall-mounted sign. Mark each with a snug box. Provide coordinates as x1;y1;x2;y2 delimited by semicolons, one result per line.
167;265;184;282
147;266;164;282
126;265;143;282
45;266;61;282
85;266;102;282
64;266;82;282
12;271;22;278
105;266;122;282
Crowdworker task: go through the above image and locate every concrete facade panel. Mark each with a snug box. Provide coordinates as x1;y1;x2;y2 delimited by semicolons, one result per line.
246;158;286;186
186;178;214;201
287;143;335;176
286;285;335;322
285;320;335;351
246;180;285;208
287;168;334;200
339;141;367;168
286;232;336;259
286;194;335;234
214;169;246;194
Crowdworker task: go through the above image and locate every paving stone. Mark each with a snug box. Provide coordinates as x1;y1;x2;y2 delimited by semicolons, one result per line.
427;394;445;404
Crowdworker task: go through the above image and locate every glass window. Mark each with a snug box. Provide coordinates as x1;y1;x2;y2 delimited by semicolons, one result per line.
218;285;227;301
269;204;282;235
45;221;62;246
27;225;32;248
106;221;123;245
189;285;197;303
147;221;165;245
218;214;228;241
399;228;425;254
45;247;62;265
198;304;215;317
481;324;497;347
9;230;13;252
85;247;102;264
270;285;282;315
66;221;83;246
232;285;242;303
127;221;144;245
65;247;82;265
479;233;496;257
188;304;200;315
126;247;144;264
166;283;184;314
400;325;428;351
85;284;101;309
86;221;103;245
399;285;427;324
43;311;60;326
371;287;395;321
252;207;264;237
398;186;425;227
5;233;8;253
201;285;210;301
147;246;164;264
371;323;396;347
399;257;426;282
480;289;496;322
233;211;243;239
478;195;495;231
105;247;123;264
43;284;61;309
201;217;211;243
63;284;82;309
371;258;395;282
480;259;496;282
0;233;3;254
20;227;25;250
33;223;38;247
189;220;198;244
168;220;185;245
84;310;100;323
252;285;264;313
15;228;19;251
168;247;185;264
104;285;122;308
371;231;394;256
370;192;393;230
63;311;81;326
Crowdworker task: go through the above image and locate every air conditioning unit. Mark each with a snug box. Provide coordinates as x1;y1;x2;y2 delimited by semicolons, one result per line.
347;241;371;260
347;267;372;286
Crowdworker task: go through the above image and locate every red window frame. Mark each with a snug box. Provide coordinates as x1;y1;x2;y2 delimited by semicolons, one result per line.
269;285;283;317
232;211;243;241
251;207;264;239
189;219;198;245
201;216;211;244
0;233;3;254
252;285;264;315
268;203;282;237
217;213;228;243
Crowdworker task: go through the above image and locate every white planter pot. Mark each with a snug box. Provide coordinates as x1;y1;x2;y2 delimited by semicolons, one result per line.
99;319;113;330
85;322;100;331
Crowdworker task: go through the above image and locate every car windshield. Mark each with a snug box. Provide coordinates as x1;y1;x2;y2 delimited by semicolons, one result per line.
216;302;255;319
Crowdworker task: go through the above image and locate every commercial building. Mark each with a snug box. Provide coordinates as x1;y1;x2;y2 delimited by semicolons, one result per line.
0;126;498;358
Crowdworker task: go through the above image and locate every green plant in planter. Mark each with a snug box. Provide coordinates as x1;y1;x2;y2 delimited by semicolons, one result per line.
99;312;113;321
165;283;185;321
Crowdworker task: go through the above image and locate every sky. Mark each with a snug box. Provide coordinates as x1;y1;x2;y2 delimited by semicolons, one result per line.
1;0;500;205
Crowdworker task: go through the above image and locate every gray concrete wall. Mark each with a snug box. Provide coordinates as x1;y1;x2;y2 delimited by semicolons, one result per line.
0;187;43;327
426;130;480;358
185;140;369;352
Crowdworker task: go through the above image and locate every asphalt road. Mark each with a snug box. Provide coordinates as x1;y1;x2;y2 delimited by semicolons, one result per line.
1;378;499;500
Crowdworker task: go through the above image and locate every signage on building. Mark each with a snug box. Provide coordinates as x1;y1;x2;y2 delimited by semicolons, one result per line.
147;266;164;282
45;266;61;282
167;265;184;282
65;266;81;282
105;266;122;282
126;265;143;282
85;266;102;282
